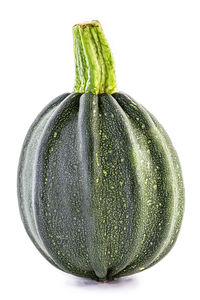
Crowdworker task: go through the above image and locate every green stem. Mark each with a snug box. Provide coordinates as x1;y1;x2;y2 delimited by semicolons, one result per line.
73;20;118;94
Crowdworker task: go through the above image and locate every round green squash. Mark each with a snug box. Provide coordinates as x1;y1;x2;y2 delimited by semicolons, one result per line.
18;21;184;282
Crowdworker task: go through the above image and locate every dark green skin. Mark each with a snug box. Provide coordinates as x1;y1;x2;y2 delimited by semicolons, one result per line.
18;92;184;281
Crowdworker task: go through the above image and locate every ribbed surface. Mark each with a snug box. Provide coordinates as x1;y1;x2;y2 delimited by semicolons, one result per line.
18;92;184;281
17;93;70;271
73;21;117;94
111;93;184;278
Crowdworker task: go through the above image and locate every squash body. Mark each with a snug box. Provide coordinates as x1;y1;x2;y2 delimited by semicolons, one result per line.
18;92;184;281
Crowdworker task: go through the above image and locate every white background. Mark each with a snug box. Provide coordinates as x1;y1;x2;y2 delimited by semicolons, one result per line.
0;0;200;299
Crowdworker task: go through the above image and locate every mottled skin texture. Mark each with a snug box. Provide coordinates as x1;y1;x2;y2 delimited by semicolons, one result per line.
18;92;184;281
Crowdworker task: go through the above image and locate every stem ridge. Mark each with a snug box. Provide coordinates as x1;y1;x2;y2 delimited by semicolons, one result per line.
73;21;117;94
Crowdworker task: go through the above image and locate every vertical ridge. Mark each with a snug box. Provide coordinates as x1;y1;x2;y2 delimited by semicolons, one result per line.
144;110;184;268
33;93;98;279
18;93;70;271
77;93;107;280
98;94;150;279
111;93;184;278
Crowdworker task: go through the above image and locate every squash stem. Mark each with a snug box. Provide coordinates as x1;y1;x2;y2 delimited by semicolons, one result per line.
73;20;118;94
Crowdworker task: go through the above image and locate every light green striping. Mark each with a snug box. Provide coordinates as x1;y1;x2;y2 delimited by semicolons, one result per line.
73;21;117;94
89;26;106;94
73;26;88;92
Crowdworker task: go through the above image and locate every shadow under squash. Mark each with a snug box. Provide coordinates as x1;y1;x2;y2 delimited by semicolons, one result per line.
72;275;139;289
